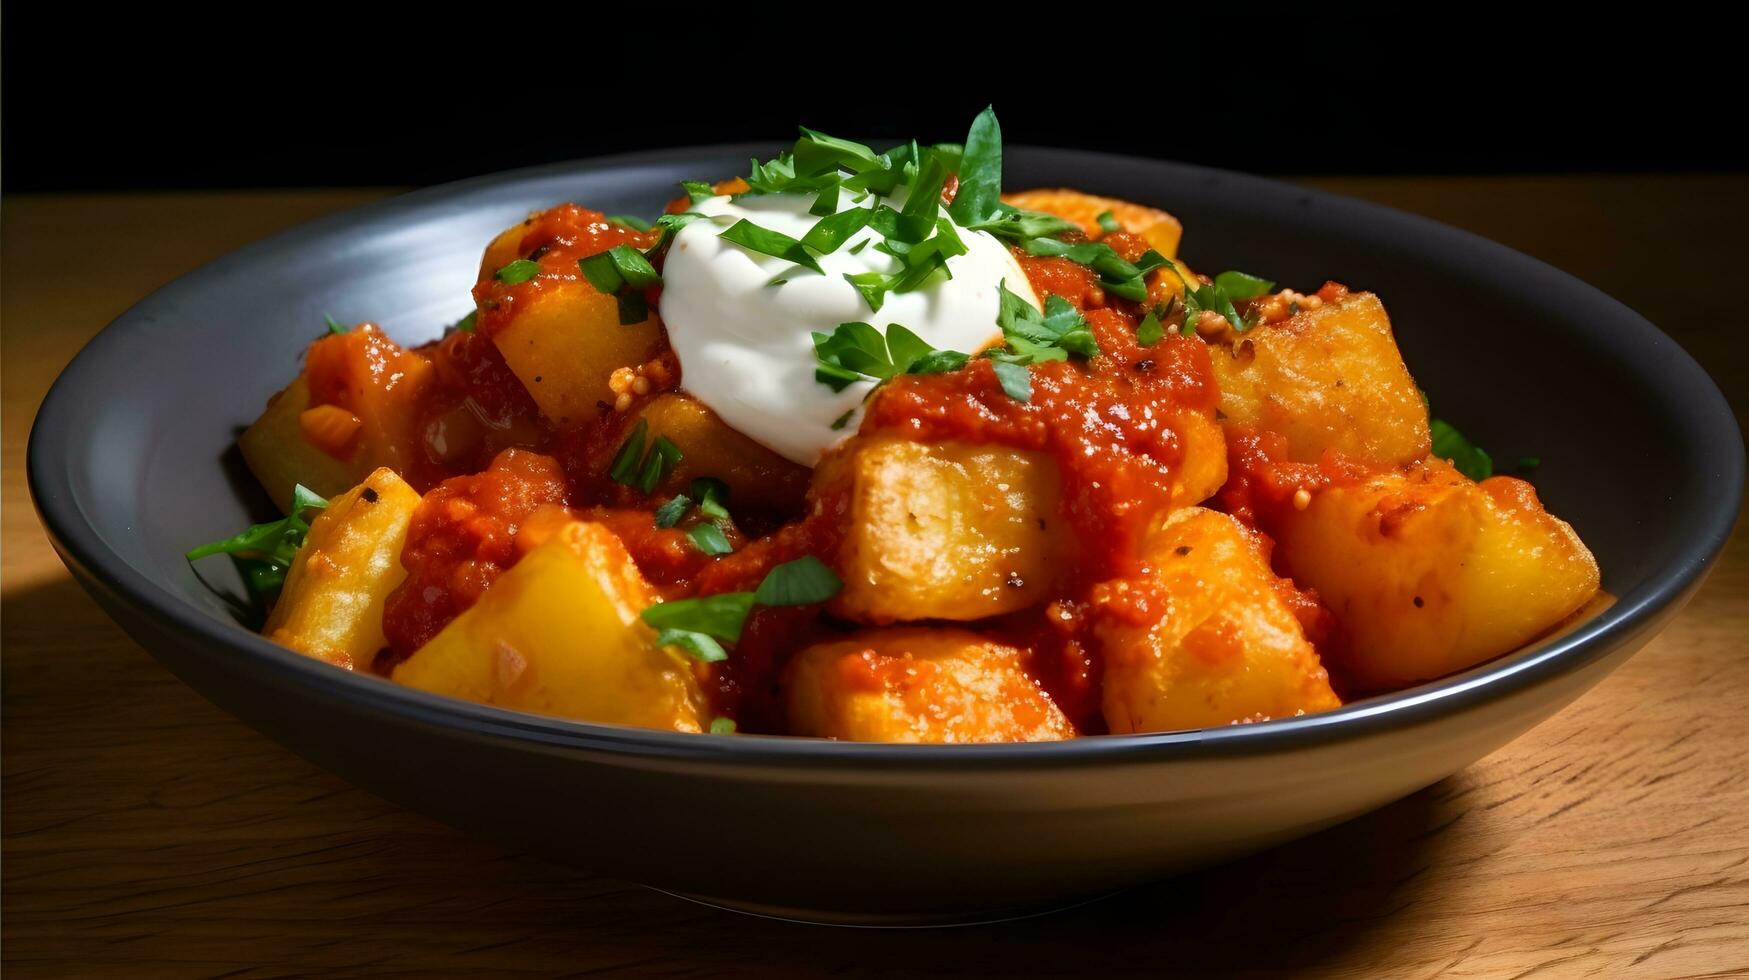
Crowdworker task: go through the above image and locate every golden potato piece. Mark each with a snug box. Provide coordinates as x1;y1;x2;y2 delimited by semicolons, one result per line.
632;393;810;514
1097;508;1341;733
1209;290;1430;467
264;468;419;670
786;627;1074;743
239;375;375;513
392;521;707;731
1174;407;1231;509
822;437;1064;624
489;280;663;428
1003;188;1183;258
1270;458;1600;690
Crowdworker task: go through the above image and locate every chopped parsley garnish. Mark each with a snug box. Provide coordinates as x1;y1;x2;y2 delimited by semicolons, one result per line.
1096;210;1121;234
813;321;967;392
608;420;684;494
692;477;731;520
946;107;1002;228
641;556;843;661
1430;418;1494;481
653;493;692;529
325;314;350;336
606;214;653;232
186;484;328;607
687;523;734;556
718;219;825;274
451;309;478;334
995;281;1099;359
494;258;542;284
681;180;718;205
798;206;873;255
753;556;842;606
709;717;738;735
1135;310;1164;347
989;360;1033;402
578;245;662;325
1168;266;1276;336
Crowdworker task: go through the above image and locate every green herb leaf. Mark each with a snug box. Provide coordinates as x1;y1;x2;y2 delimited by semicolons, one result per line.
642;592;756;643
687;523;734;556
1430;418;1494;481
813;321;968;391
967;203;1080;244
637;436;683;494
794;127;885;177
654;494;692;529
991;360;1033;402
718;219;824;274
800;206;873;255
844;271;890;313
681;180;718;204
1135;310;1164;347
753;556;842;606
947;106;1002;227
325;314;350;336
606;214;653;232
186;485;329;606
995;281;1100;360
709;716;738;734
691;477;731;520
607;418;648;486
494;258;542;284
655;628;730;663
1212;270;1276;302
1517;456;1542;471
1097;210;1121;234
452;310;477;334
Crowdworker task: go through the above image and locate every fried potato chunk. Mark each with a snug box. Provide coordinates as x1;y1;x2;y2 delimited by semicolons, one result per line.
1270;458;1600;689
628;393;810;514
1209;290;1430;467
1003;188;1183;258
820;436;1064;624
488;279;663;428
264;468;420;670
392;521;707;732
239;375;374;513
786;627;1074;743
1097;508;1341;733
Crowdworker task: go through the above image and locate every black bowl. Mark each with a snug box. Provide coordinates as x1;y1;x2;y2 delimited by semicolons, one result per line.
28;147;1743;924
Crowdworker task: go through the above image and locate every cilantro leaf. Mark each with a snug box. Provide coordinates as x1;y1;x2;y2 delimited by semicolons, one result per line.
494;259;542;284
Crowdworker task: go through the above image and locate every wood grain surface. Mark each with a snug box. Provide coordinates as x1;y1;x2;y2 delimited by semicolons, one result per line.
4;178;1747;977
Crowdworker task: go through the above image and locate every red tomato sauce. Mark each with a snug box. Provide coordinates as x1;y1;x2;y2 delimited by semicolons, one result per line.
379;449;571;664
472;204;655;339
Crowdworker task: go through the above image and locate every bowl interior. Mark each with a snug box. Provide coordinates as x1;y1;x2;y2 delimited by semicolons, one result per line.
31;146;1743;746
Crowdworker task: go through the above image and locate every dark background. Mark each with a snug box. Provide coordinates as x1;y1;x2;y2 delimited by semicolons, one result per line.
3;15;1739;192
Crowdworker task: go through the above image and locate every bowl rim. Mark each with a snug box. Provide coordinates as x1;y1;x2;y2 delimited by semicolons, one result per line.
27;145;1745;770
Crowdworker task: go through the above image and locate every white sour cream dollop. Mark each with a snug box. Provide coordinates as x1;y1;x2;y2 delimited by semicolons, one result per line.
658;189;1037;465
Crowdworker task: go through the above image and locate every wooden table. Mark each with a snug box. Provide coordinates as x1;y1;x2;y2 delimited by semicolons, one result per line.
4;178;1746;977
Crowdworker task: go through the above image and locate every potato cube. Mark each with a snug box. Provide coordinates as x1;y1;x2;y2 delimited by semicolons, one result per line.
631;393;810;514
1002;188;1183;258
1209;290;1430;467
822;437;1064;624
488;280;663;429
1097;508;1341;733
1269;458;1601;689
239;375;375;513
392;521;708;732
264;468;420;670
786;627;1074;743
